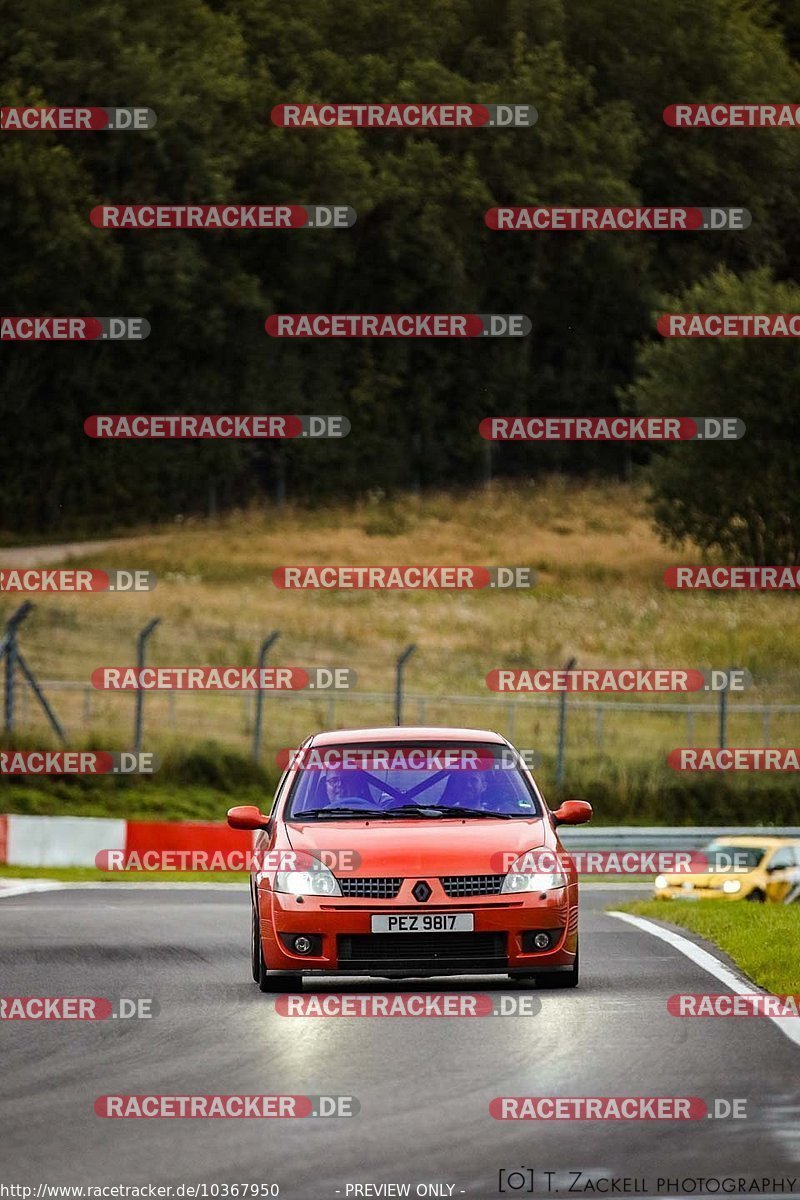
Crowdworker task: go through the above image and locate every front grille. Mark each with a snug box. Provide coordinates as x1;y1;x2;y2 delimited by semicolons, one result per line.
337;877;403;899
339;932;506;968
441;873;505;897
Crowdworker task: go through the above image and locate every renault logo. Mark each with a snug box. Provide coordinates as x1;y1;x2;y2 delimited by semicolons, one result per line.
412;880;432;903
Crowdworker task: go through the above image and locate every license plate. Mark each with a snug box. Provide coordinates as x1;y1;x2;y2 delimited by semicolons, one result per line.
674;893;699;900
371;913;474;933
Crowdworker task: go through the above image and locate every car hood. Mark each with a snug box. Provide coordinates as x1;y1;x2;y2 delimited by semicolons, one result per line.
285;817;548;875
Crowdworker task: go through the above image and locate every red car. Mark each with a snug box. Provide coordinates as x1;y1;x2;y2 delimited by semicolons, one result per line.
228;726;592;991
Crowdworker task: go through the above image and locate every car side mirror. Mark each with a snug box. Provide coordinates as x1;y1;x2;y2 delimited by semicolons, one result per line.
227;805;271;831
552;799;593;826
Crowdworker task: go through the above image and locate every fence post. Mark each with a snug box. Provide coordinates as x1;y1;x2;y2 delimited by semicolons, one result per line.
252;631;280;762
718;670;730;750
395;644;417;726
3;602;33;734
555;656;577;789
16;654;66;743
595;704;604;752
134;618;161;756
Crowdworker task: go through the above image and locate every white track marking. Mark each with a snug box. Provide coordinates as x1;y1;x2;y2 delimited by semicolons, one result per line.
0;878;247;898
610;910;800;1049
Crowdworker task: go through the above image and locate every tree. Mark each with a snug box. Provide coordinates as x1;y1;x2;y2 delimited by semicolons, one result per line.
626;266;800;564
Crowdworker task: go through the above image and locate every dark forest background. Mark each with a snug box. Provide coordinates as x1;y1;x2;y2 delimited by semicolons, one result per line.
2;0;800;540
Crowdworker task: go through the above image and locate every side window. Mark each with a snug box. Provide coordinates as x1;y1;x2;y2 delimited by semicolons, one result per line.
768;847;794;870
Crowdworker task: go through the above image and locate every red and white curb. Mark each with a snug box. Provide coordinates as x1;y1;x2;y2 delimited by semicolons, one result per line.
0;813;252;868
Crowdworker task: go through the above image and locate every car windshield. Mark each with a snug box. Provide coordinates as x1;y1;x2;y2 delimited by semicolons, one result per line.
704;842;766;871
285;742;541;820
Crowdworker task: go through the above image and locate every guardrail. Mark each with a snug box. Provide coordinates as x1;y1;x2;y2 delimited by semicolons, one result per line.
560;826;800;849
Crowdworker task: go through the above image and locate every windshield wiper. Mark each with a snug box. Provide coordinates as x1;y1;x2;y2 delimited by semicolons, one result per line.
297;806;384;819
374;804;451;818
380;804;517;819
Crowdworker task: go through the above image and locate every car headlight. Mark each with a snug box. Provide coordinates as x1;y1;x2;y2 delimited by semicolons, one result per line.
654;875;668;889
273;866;342;897
501;854;567;894
722;879;742;894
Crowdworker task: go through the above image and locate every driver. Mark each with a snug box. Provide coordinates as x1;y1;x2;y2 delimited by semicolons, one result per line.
322;770;346;805
440;770;491;809
319;769;374;806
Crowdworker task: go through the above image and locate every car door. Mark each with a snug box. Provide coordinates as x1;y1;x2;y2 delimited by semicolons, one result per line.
763;845;797;902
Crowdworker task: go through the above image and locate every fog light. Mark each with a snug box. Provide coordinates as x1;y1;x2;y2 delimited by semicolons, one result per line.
533;932;551;950
294;936;313;954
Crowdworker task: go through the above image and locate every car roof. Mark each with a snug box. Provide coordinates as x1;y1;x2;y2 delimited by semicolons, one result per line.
309;726;508;747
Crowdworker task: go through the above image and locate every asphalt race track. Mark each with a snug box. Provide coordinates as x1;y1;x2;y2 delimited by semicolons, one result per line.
2;884;799;1197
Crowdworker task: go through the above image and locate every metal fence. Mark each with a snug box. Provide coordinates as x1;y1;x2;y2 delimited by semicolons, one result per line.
3;603;799;774
559;826;800;850
15;679;800;769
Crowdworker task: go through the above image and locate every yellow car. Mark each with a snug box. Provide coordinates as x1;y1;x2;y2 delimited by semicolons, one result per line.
654;836;800;903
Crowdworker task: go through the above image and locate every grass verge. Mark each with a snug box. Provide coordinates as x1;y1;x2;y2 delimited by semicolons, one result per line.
617;899;800;994
0;865;247;884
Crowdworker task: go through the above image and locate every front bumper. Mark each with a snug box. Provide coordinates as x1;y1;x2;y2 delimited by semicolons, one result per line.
258;882;578;975
654;886;747;901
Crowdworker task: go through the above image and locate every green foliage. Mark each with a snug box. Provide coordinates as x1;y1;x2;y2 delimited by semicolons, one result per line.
618;900;800;995
626;266;800;563
1;1;799;529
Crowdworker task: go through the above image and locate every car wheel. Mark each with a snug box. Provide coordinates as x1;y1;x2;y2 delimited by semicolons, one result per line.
253;910;303;992
745;889;766;903
257;947;303;992
251;902;260;982
534;943;579;989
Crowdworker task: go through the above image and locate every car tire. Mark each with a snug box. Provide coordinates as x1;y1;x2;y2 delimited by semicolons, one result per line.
745;889;766;903
251;903;261;982
252;908;303;992
533;943;579;989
